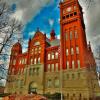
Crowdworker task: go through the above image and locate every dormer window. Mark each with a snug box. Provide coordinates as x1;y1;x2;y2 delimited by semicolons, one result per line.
34;41;40;46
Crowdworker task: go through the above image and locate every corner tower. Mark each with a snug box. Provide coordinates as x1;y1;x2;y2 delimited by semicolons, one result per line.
60;0;87;69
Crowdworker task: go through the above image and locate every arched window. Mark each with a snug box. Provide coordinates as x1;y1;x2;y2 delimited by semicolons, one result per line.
54;78;60;88
34;41;40;46
47;79;52;88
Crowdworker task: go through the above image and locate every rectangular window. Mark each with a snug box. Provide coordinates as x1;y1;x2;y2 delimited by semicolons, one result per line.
71;47;74;55
55;52;58;59
48;64;51;72
35;48;37;54
48;53;51;60
75;30;78;39
34;58;36;64
76;46;79;54
65;31;68;40
72;60;75;69
70;31;73;40
47;79;52;88
55;63;58;71
77;60;80;69
67;61;69;69
38;57;40;64
66;48;69;56
52;52;55;59
52;64;54;72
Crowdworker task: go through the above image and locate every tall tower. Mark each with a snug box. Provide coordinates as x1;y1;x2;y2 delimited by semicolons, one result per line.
60;0;87;69
59;0;100;99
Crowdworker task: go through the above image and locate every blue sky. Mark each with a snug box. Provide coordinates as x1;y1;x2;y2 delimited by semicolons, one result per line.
23;0;60;40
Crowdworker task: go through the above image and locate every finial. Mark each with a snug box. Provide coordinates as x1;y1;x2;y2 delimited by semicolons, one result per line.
37;27;40;32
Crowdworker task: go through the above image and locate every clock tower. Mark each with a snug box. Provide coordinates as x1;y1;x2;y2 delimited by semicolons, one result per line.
60;0;88;69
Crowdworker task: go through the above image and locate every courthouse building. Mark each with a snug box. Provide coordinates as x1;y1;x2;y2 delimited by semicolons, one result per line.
5;0;100;99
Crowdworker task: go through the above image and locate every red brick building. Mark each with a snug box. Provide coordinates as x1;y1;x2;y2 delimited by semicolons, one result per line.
5;0;100;99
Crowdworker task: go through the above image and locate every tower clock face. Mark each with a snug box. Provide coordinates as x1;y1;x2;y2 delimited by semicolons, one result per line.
67;7;72;12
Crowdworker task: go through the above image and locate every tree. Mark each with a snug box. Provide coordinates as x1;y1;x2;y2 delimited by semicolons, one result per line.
0;0;22;84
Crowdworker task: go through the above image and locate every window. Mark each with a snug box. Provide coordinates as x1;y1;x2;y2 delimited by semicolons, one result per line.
47;79;52;88
70;13;73;17
66;15;69;18
34;41;40;46
31;49;34;54
65;30;68;40
22;59;24;64
52;64;54;72
76;46;79;54
74;12;77;15
74;6;77;10
62;16;65;19
37;68;39;75
71;47;74;55
54;78;60;88
24;58;27;64
19;59;22;64
48;53;50;60
55;63;58;71
48;64;51;71
66;32;68;40
52;52;55;59
35;48;37;54
30;58;33;65
55;52;58;59
38;57;40;64
72;74;75;79
70;31;73;40
66;74;69;79
72;60;75;69
78;73;80;78
13;60;16;65
34;58;37;64
38;47;41;53
75;30;78;38
77;60;80;68
66;49;69;56
67;61;69;69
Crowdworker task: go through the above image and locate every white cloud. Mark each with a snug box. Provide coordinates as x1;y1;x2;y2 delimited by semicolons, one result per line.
4;0;50;24
11;9;24;21
49;19;54;27
57;34;60;39
29;31;35;37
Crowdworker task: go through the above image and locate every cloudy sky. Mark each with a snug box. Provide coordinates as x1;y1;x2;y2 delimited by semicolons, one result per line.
4;0;100;52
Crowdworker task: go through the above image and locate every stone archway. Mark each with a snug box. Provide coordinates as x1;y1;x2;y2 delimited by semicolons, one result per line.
29;81;38;94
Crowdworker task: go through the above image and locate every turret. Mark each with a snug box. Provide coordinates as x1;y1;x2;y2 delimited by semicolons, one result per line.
50;29;56;41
